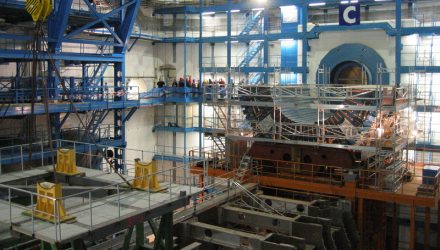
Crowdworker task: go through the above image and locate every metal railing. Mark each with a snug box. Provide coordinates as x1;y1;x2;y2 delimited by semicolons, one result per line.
0;163;200;242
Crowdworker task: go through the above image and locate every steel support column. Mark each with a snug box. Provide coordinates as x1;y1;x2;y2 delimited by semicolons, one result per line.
395;0;402;86
123;226;134;250
71;239;85;250
183;12;188;183
263;8;269;84
226;1;231;86
357;198;364;250
424;206;431;250
41;241;57;250
410;204;416;250
438;199;440;249
113;58;126;173
47;1;73;142
153;212;174;250
136;222;145;248
392;203;399;250
198;0;204;159
113;0;140;174
301;4;308;84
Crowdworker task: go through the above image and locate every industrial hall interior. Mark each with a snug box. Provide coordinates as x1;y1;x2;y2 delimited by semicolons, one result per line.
0;0;439;249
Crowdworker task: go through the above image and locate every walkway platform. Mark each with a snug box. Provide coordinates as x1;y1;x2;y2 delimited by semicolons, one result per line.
0;166;202;244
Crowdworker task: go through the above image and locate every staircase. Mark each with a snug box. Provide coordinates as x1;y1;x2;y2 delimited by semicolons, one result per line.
249;72;263;85
238;41;264;68
236;149;253;183
213;105;227;130
83;110;110;140
211;136;225;155
232;181;283;216
87;62;109;86
239;10;263;36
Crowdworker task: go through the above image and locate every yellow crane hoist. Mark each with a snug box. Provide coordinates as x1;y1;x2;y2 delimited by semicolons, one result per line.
25;0;53;22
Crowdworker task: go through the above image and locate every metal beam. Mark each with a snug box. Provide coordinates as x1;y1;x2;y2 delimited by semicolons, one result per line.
48;0;73;51
220;205;328;249
153;212;173;250
409;204;416;250
425;207;431;250
117;0;141;53
0;49;124;62
122;107;138;123
188;221;306;249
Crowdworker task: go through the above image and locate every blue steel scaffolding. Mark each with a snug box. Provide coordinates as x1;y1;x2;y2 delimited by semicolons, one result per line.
0;0;141;173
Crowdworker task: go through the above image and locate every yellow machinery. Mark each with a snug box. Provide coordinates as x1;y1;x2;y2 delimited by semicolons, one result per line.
26;182;75;223
25;0;52;22
132;159;163;191
56;148;80;175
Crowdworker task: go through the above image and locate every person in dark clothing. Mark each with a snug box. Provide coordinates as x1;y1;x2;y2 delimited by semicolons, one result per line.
157;80;165;88
178;77;185;87
172;78;178;87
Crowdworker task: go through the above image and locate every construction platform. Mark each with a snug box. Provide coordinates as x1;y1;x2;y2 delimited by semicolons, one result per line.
0;165;203;244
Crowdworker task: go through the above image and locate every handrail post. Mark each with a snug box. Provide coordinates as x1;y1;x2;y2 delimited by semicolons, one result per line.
31;193;34;236
20;146;23;171
117;184;121;219
54;198;57;241
89;192;93;230
8;188;11;225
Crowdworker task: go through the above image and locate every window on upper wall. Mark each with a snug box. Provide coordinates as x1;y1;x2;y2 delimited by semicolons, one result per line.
280;6;298;23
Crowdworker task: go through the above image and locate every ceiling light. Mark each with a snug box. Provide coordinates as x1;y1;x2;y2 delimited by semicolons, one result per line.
309;2;326;7
202;12;215;15
230;9;240;13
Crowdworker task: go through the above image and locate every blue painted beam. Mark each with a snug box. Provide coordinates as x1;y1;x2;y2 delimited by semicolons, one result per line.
0;0;119;24
153;6;198;15
157;23;431;44
153;126;198;133
416;105;440;112
48;0;73;51
395;0;401;86
401;66;440;73
301;4;308;84
64;2;133;44
154;0;401;14
415;144;440;151
0;33;125;47
0;139;124;166
401;27;440;36
117;0;141;53
202;67;304;73
307;22;396;38
161;37;199;43
0;49;124;62
152;154;201;162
